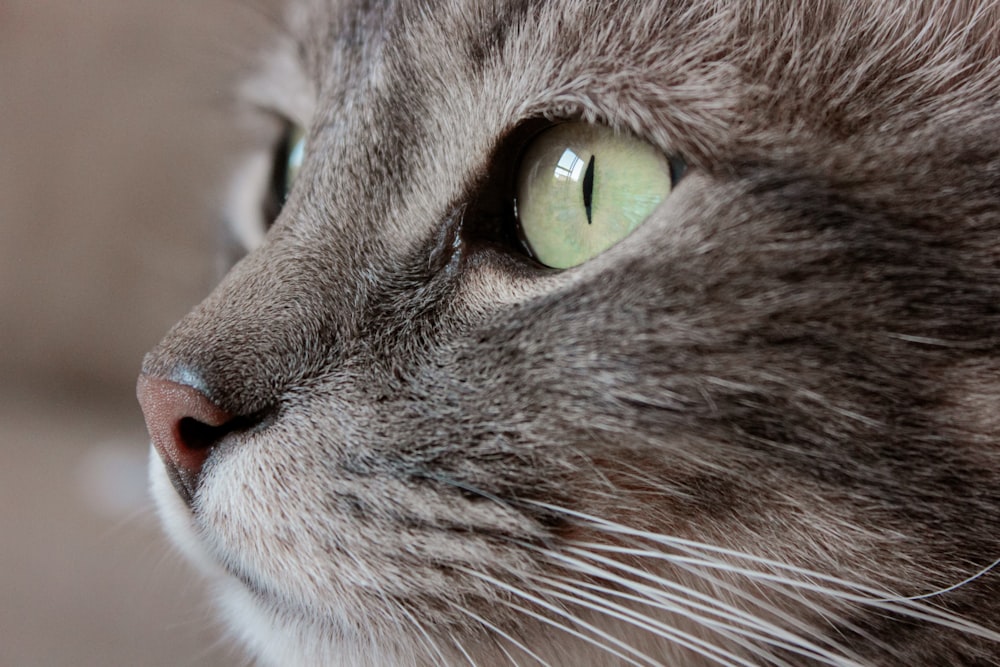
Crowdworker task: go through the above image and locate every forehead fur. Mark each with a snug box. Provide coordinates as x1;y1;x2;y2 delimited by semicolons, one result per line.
276;0;1000;154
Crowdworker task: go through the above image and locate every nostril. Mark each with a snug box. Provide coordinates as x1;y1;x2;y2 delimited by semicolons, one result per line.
178;416;231;452
137;374;237;507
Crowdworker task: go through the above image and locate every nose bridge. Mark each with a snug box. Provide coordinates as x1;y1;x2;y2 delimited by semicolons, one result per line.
141;234;355;417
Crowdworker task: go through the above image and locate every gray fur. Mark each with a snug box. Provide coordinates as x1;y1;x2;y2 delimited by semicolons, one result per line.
144;0;1000;664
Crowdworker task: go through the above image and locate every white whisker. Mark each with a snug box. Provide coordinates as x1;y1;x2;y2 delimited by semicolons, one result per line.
659;547;894;658
527;501;884;591
443;600;556;667
890;557;1000;602
492;640;524;667
561;540;871;660
395;603;451;667
458;566;665;667
549;543;817;638
542;572;800;667
530;572;759;667
537;543;862;666
526;500;1000;642
493;596;654;667
451;634;481;667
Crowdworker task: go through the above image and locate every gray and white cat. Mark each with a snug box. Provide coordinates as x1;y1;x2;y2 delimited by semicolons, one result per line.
138;1;1000;665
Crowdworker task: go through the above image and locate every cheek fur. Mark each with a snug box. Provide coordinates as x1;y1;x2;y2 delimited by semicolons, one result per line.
139;1;1000;665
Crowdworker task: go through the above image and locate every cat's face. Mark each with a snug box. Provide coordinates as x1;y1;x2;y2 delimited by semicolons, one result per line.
138;1;1000;665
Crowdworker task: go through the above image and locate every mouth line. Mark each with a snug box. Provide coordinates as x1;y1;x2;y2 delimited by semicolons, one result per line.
204;541;297;612
228;564;272;601
215;558;377;644
163;462;201;508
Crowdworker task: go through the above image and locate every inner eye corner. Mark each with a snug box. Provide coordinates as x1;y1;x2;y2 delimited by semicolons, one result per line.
451;120;553;248
668;154;689;185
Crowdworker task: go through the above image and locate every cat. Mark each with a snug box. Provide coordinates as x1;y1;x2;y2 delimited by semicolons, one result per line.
137;0;1000;665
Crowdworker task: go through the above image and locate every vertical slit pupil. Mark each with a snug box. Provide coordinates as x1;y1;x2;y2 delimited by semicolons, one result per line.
582;154;596;224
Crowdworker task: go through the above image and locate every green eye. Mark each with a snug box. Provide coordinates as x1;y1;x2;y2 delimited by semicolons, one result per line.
265;123;306;227
515;123;675;269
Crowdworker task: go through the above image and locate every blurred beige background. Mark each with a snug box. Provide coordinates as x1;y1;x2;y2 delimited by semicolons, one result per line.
1;1;281;664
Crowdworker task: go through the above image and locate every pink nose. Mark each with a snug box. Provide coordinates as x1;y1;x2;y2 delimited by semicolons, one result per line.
136;374;235;506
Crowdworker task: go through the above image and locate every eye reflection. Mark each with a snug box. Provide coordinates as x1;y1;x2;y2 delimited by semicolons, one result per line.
554;148;587;181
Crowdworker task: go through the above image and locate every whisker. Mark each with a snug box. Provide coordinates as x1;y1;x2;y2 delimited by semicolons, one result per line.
542;571;808;667
493;596;655;667
442;600;556;667
492;640;524;667
529;572;759;667
425;474;514;509
536;544;861;666
450;634;481;667
334;550;430;663
673;555;998;641
527;500;1000;642
584;540;1000;649
526;501;884;591
563;540;871;660
659;548;892;659
550;543;813;637
395;602;452;667
890;557;1000;603
458;566;665;667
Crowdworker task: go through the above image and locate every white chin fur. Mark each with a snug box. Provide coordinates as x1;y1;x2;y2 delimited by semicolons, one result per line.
148;449;220;577
216;582;428;667
149;450;423;666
